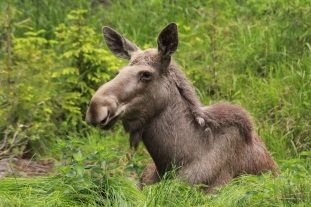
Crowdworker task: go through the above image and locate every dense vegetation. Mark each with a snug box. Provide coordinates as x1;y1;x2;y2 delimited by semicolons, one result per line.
0;0;310;206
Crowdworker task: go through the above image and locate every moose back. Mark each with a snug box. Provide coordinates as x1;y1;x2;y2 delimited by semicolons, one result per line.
85;23;278;192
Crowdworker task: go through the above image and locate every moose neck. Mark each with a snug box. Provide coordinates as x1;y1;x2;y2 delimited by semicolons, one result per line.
141;64;205;175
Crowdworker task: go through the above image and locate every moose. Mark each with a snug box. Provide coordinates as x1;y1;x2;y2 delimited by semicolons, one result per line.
85;23;278;192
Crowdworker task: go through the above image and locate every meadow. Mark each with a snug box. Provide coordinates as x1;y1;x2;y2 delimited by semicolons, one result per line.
0;0;310;206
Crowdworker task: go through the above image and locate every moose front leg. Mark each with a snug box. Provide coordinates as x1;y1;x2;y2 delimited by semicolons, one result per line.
138;162;160;190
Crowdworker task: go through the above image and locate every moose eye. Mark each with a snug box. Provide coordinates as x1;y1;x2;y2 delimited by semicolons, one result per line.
140;71;152;83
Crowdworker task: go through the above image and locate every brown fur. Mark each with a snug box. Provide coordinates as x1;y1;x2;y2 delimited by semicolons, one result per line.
86;23;278;192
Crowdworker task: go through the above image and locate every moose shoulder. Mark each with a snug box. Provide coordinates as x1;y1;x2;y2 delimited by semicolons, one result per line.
85;23;278;192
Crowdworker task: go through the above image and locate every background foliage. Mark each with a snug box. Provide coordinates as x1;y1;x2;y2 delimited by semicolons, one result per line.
0;0;310;206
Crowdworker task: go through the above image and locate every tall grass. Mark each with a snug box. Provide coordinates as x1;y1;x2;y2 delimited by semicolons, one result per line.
0;156;310;206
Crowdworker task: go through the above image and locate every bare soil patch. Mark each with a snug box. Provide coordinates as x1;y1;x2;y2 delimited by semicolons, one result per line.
0;157;54;178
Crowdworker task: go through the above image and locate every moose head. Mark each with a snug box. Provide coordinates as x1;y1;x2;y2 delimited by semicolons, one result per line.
86;23;180;133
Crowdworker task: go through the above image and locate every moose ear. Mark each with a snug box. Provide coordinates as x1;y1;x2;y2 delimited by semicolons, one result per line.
157;23;179;70
103;26;138;59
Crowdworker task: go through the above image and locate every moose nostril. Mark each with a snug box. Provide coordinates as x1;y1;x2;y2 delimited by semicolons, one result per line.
86;104;111;126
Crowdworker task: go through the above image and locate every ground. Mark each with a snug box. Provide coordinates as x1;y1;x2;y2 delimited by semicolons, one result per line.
0;157;54;178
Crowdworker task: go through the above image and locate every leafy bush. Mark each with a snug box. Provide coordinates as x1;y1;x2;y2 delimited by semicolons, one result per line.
50;131;145;206
0;7;122;157
52;9;122;130
0;27;57;156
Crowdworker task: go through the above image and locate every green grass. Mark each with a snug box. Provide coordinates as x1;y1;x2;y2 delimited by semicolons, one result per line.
2;131;310;206
0;157;310;206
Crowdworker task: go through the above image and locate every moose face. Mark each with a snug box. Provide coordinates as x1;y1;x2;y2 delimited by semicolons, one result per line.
85;23;179;131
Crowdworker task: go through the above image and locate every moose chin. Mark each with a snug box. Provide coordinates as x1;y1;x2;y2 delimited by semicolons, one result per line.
86;23;278;193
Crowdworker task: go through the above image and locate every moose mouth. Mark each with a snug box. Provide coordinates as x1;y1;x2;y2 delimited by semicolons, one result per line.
100;115;120;130
99;107;126;130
